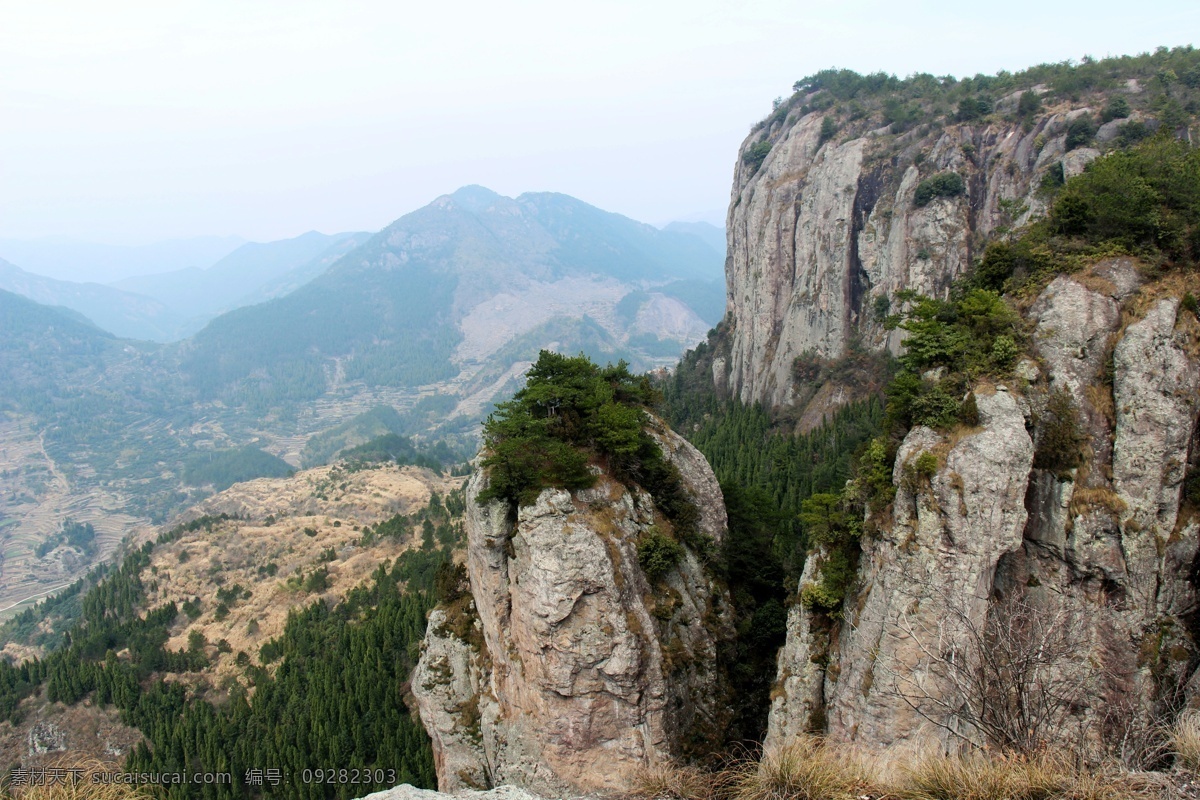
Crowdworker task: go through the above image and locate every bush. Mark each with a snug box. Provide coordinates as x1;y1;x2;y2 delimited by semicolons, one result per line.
1017;90;1042;119
914;451;938;479
1064;114;1097;150
1033;390;1084;474
818;116;838;146
956;96;992;122
959;391;980;426
1100;95;1131;122
743;140;772;172
434;562;468;603
1116;119;1151;147
798;493;861;612
303;568;329;593
638;528;684;581
479;351;696;546
792;351;828;384
914;172;966;207
1048;138;1200;262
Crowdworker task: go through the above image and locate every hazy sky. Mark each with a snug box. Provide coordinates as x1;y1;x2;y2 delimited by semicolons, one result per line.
2;1;1197;245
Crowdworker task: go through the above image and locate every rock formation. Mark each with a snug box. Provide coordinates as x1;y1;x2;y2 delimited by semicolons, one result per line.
722;97;1106;410
412;419;734;795
767;259;1200;754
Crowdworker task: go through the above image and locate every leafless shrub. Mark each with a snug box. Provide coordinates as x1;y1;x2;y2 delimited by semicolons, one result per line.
883;590;1097;755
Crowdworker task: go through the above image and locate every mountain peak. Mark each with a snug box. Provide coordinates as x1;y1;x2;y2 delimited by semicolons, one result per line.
439;185;506;214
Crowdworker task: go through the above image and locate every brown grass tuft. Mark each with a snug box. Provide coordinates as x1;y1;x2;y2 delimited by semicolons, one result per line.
1069;486;1128;520
896;751;1154;800
9;758;150;800
629;761;721;800
1171;711;1200;774
730;737;869;800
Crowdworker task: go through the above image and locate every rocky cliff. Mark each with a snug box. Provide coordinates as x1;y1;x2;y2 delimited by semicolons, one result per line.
767;259;1200;754
721;89;1119;410
412;418;734;795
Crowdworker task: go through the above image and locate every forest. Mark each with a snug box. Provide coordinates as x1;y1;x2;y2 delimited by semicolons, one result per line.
0;496;468;799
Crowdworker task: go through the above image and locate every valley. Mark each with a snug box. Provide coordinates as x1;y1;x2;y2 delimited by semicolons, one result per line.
0;459;460;781
0;188;725;614
1;38;1199;800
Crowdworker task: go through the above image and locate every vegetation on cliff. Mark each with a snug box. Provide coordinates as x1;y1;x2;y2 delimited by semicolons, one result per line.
661;360;885;738
973;137;1200;296
478;350;702;542
755;45;1200;138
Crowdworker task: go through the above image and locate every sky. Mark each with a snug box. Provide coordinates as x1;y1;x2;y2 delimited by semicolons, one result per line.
1;0;1197;250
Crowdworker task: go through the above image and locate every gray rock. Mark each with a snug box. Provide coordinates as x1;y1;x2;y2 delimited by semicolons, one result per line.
1031;275;1119;406
722;100;1132;410
359;785;554;800
413;418;733;796
768;276;1200;755
1062;147;1100;179
768;390;1033;749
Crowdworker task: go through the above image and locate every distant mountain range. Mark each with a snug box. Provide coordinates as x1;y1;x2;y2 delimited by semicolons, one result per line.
179;186;725;411
113;231;371;336
0;188;726;571
0;232;371;341
0;235;245;284
0;258;177;341
0;187;726;609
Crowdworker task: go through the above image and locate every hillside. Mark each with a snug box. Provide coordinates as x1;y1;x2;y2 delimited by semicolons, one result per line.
0;189;723;613
180;187;724;413
0;259;177;341
0;460;463;790
114;231;371;338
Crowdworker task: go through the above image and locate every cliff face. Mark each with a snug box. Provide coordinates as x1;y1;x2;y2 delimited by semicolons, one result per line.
412;420;734;795
767;261;1200;753
723;95;1104;409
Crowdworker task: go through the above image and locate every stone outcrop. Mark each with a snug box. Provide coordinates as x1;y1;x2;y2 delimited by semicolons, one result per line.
722;100;1110;409
767;389;1034;749
360;785;549;800
412;419;734;796
766;263;1200;754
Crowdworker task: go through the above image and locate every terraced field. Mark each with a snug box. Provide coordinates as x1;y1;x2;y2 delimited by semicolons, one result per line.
0;416;154;619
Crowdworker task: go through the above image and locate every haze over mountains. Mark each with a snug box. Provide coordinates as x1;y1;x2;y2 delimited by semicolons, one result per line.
0;185;725;611
0;231;371;340
0;235;245;283
113;231;372;336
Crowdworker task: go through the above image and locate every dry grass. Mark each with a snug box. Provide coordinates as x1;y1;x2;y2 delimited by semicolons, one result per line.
628;744;1174;800
7;758;149;800
896;751;1154;800
730;737;870;800
1069;486;1128;520
1171;712;1200;774
630;761;723;800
